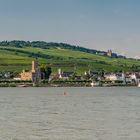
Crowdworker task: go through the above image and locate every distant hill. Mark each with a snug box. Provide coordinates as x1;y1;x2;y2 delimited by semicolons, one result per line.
0;40;139;73
0;40;125;58
0;40;101;53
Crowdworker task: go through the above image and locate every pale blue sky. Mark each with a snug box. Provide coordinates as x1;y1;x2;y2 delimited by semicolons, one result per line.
0;0;140;57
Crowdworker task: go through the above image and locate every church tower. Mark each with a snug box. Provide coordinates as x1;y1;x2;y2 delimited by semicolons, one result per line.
107;50;112;57
32;60;38;73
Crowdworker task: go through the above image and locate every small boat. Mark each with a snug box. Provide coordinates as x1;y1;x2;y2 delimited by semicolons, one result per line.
17;84;28;87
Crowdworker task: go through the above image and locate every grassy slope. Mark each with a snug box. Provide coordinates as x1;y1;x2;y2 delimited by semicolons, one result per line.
0;46;139;74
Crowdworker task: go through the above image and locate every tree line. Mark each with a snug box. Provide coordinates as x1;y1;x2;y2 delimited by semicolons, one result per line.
0;40;102;54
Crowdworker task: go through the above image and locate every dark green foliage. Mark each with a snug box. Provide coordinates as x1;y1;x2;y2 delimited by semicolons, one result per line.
0;40;106;55
0;47;62;59
40;64;52;79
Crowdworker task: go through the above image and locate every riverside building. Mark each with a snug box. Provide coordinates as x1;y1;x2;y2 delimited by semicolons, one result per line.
20;61;41;83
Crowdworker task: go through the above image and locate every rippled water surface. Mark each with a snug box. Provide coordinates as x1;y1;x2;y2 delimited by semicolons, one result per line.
0;87;140;140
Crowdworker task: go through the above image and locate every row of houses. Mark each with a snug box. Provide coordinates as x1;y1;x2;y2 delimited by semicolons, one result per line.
104;73;140;85
0;72;14;79
0;66;140;86
50;69;140;85
1;61;139;86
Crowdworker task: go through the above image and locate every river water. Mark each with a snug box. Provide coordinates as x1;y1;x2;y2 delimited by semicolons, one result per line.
0;87;140;140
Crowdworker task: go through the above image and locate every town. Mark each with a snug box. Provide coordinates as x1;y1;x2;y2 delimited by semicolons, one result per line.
0;60;140;87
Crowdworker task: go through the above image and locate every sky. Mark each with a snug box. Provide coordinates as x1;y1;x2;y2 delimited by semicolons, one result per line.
0;0;140;57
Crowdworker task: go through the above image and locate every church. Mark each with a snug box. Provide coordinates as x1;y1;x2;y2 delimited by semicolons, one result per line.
20;61;41;83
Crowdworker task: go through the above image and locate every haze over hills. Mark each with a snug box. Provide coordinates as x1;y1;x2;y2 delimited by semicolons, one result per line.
0;40;139;73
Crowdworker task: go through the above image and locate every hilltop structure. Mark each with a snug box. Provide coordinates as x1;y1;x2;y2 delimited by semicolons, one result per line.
107;50;112;57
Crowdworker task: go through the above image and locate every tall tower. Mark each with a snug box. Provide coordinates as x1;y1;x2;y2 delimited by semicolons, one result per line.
32;61;38;73
58;68;61;75
31;60;41;84
58;68;62;79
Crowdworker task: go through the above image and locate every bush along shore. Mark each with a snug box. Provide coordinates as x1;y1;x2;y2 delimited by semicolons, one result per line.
0;79;137;87
41;80;136;87
0;80;135;87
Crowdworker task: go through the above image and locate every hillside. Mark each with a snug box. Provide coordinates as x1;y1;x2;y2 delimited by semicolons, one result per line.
0;41;139;74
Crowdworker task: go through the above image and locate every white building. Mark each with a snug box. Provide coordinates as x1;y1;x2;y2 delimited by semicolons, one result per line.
129;73;140;85
58;69;73;80
105;74;118;81
105;73;125;83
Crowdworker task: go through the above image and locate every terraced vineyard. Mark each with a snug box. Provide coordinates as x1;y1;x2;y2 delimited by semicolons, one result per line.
0;45;139;74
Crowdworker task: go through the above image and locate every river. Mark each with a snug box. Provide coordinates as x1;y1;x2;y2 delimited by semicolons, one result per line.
0;87;140;140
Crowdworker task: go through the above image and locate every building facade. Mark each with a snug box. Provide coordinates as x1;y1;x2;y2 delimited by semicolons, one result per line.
20;61;41;82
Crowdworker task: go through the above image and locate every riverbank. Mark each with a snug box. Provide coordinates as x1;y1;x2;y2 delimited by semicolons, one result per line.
0;80;137;87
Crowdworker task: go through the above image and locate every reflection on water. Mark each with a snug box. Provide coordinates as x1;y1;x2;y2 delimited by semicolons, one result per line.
0;87;140;140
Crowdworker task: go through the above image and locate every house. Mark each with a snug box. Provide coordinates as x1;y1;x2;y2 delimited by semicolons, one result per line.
58;69;74;80
117;55;126;59
84;71;98;80
4;72;13;79
129;73;140;85
105;74;118;81
75;75;82;80
0;72;13;79
60;72;73;80
116;73;125;81
89;71;98;76
125;73;134;84
97;52;107;56
104;73;125;83
135;73;140;84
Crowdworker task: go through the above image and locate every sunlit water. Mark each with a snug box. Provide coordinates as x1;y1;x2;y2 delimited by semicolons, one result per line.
0;87;140;140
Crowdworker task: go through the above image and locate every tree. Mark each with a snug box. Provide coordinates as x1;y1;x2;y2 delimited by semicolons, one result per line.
84;72;91;80
40;64;52;79
98;69;105;80
71;72;77;80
